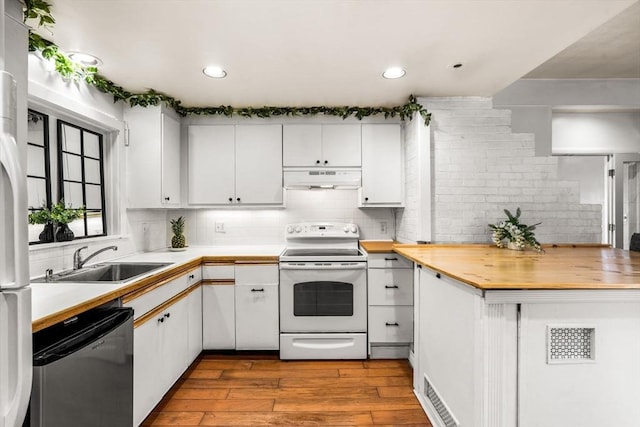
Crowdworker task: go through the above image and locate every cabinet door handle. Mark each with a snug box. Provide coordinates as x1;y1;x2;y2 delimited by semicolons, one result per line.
385;322;399;327
164;196;170;201
435;272;441;279
236;197;241;202
228;197;233;202
164;312;171;318
385;285;399;289
189;274;195;279
158;317;164;323
384;257;398;261
251;288;265;292
324;160;328;165
364;197;369;202
316;160;321;165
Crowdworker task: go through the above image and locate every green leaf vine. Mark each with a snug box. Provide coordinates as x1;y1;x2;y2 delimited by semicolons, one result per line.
22;1;431;125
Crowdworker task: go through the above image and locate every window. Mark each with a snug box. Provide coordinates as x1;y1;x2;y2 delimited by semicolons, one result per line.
27;110;108;244
58;120;107;239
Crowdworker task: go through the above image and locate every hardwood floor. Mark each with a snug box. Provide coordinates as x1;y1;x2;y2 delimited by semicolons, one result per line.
142;352;433;426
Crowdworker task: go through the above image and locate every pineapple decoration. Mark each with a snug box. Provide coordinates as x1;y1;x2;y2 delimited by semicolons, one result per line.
170;216;187;249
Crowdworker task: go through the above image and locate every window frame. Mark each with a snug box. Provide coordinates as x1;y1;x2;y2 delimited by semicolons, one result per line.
26;109;52;212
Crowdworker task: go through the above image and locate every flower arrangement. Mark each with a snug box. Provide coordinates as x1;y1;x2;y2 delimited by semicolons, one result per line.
488;208;544;253
28;200;85;225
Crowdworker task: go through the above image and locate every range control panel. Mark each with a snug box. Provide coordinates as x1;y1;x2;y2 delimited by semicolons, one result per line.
285;222;359;238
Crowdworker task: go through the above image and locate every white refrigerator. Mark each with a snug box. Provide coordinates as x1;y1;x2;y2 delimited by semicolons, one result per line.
1;0;32;426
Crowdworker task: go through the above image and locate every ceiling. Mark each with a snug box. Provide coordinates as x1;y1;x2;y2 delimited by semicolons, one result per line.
32;0;640;108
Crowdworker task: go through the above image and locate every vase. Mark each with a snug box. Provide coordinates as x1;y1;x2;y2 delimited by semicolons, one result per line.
38;223;54;243
507;241;523;251
55;223;75;242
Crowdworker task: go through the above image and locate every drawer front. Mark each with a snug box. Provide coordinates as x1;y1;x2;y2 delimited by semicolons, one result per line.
125;271;191;319
367;253;412;269
202;264;235;280
186;267;202;285
368;269;413;305
235;264;278;285
368;306;413;343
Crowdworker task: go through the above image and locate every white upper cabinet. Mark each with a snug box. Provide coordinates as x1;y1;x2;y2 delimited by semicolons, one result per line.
360;124;403;206
125;106;182;208
188;124;283;205
188;125;235;204
283;124;361;167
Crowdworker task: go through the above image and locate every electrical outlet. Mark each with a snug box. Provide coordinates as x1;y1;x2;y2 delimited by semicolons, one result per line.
380;221;388;234
215;222;225;233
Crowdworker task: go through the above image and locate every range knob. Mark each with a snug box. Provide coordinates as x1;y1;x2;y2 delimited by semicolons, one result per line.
295;226;302;233
350;225;358;233
343;226;349;233
286;226;294;234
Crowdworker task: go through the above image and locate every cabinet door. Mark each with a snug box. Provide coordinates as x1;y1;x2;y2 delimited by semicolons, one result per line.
322;124;361;167
282;124;322;167
133;315;163;426
187;286;203;363
160;296;190;395
161;113;181;206
125;107;162;208
235;283;279;350
188;125;235;204
202;284;236;349
361;124;403;205
235;125;283;204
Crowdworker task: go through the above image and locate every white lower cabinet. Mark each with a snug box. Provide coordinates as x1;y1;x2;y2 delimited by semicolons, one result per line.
187;285;203;362
133;295;190;426
202;284;236;349
235;265;279;350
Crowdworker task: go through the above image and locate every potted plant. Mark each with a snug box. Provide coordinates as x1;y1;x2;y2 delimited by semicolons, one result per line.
488;207;544;253
28;206;54;243
29;201;85;242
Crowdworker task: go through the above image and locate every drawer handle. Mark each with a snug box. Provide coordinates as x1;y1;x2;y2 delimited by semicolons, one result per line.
384;257;398;261
385;285;399;289
189;274;195;279
385;322;399;327
435;272;441;279
164;312;171;318
251;288;264;292
158;317;164;323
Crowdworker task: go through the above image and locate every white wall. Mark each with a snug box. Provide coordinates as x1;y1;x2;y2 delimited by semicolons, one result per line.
552;112;640;154
405;96;602;244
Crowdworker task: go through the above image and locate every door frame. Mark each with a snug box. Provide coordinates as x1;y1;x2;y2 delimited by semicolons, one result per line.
611;153;640;248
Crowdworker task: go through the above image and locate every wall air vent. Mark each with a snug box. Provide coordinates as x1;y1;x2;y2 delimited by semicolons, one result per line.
423;374;460;427
547;325;596;364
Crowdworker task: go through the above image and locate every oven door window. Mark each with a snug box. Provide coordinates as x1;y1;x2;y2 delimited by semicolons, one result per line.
293;281;353;316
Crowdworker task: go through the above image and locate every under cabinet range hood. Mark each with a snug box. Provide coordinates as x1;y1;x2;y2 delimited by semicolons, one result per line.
283;168;361;189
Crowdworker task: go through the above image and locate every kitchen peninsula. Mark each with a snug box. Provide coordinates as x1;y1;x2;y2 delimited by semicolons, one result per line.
391;244;640;427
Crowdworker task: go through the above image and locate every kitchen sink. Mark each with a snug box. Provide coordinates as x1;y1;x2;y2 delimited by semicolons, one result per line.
33;262;171;283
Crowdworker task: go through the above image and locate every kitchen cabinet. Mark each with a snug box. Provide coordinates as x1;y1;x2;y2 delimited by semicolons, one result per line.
202;284;236;349
187;285;203;362
366;252;413;358
283;124;361;167
188;124;283;205
235;264;279;350
125;105;181;208
360;124;403;207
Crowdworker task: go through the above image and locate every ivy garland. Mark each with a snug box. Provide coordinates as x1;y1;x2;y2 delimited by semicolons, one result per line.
22;1;431;125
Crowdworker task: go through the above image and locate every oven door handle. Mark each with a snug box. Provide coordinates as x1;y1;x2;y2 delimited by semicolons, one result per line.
279;262;367;270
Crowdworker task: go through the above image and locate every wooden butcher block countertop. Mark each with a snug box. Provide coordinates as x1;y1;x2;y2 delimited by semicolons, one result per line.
390;244;640;290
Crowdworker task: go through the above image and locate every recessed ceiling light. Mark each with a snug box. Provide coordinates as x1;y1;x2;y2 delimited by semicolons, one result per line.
68;52;102;67
382;67;406;79
203;66;227;78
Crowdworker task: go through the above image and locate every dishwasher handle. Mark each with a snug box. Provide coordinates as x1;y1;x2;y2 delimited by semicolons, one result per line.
33;308;133;366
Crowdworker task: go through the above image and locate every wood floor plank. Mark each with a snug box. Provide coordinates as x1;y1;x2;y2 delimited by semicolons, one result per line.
181;378;280;389
171;388;230;400
280;376;412;388
251;360;365;370
141;411;204;426
159;398;275;412
377;386;416;398
340;367;412;378
183;369;223;379
195;359;253;370
199;411;374;426
227;386;380;400
273;397;421;412
221;368;339;379
364;359;412;369
372;409;433;425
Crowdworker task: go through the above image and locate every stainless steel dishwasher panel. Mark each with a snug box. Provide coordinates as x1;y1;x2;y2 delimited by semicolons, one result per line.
30;308;134;427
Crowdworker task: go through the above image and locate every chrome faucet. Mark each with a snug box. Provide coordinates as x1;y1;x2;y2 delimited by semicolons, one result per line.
73;245;118;270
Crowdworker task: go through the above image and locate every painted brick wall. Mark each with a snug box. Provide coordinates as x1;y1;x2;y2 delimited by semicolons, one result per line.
422;96;602;244
396;118;419;243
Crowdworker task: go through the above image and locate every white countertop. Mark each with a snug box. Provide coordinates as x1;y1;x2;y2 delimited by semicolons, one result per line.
30;245;284;326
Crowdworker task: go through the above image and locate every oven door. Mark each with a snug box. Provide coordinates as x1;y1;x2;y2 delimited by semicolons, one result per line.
279;262;367;333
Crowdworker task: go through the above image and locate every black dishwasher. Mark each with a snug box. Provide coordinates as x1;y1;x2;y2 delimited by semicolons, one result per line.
28;307;134;427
